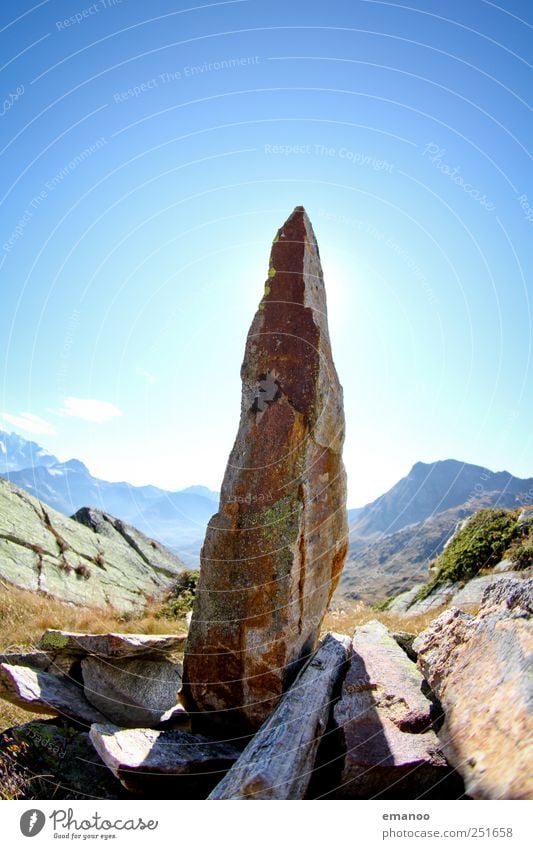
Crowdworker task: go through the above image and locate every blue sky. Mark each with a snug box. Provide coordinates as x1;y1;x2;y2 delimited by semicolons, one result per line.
0;0;531;506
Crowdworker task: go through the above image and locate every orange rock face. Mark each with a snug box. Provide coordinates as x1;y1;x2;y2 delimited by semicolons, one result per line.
182;207;348;735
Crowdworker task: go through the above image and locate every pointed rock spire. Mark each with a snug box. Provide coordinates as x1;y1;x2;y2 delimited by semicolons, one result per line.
182;207;348;734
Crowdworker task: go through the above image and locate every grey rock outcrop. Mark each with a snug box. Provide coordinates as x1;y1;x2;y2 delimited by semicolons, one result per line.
0;478;187;612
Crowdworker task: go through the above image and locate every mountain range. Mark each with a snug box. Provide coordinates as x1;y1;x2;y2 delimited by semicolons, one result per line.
1;430;531;595
341;458;533;602
0;431;218;566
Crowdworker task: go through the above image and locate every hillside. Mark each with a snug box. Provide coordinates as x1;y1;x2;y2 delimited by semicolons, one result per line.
341;460;533;602
1;430;218;565
0;478;187;613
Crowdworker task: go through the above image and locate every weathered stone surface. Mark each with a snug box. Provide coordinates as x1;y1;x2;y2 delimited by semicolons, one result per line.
39;629;186;658
209;633;351;799
391;631;418;661
0;477;187;612
386;584;425;614
183;207;348;734
415;578;533;799
449;572;525;610
90;723;240;797
82;657;185;727
331;621;453;798
0;650;78;676
404;582;457;617
0;663;106;725
0;719;129;800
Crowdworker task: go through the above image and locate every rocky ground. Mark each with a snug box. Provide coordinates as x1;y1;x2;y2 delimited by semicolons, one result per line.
0;575;530;800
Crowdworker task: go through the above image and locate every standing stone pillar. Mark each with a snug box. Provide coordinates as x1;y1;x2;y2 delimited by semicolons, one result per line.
182;207;348;734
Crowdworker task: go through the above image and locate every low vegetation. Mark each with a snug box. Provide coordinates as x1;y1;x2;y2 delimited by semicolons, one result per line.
157;570;199;618
414;508;526;603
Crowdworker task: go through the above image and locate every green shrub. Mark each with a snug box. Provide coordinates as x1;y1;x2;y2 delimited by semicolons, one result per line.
415;508;520;602
158;570;200;619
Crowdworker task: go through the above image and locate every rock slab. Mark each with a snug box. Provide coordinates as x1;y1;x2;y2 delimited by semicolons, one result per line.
209;632;351;799
415;577;533;799
90;723;240;798
0;663;106;725
331;621;453;798
183;207;348;734
39;629;187;658
82;657;185;727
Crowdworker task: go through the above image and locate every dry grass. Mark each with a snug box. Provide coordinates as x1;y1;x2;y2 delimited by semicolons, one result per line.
0;581;186;655
0;582;440;734
323;600;445;637
0;582;187;732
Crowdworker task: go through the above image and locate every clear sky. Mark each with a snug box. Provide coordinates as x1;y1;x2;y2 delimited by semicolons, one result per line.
0;0;531;506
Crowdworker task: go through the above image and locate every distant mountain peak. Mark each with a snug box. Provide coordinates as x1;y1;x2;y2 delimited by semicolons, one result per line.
61;458;90;474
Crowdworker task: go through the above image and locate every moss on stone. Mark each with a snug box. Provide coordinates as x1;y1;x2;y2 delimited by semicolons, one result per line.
40;631;69;650
414;508;521;603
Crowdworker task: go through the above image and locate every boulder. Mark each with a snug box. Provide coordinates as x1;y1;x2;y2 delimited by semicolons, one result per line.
330;621;456;798
415;577;533;799
0;663;106;725
89;723;240;798
0;477;187;613
209;633;351;799
81;657;185;727
183;207;348;734
38;629;186;658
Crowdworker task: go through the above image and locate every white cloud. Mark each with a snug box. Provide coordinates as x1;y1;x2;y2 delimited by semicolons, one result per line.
1;412;56;436
59;397;122;424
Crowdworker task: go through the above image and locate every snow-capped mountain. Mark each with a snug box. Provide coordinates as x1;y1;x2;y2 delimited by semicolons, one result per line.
0;430;59;474
0;429;219;566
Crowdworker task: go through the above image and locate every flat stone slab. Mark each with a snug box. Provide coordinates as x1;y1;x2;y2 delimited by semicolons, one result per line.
90;724;240;797
0;663;106;725
0;651;79;676
82;657;185;727
331;621;453;798
38;630;187;658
